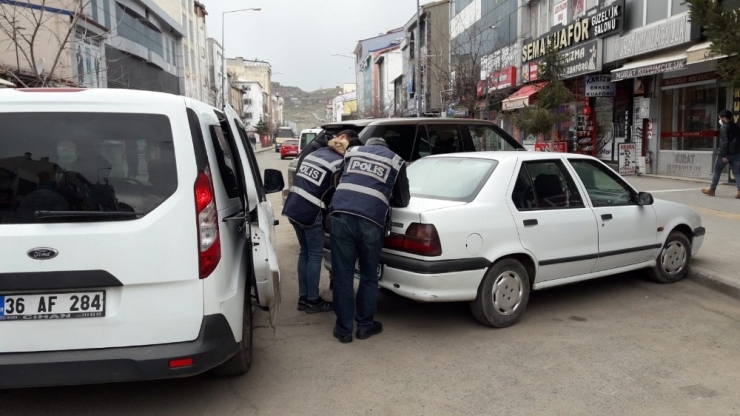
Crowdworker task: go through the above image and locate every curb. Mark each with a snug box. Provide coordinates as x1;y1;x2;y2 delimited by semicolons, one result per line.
255;146;275;154
642;174;711;185
687;266;740;300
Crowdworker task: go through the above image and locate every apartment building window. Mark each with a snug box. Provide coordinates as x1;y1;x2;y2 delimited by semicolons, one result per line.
91;0;98;22
245;113;253;119
530;0;553;38
115;4;164;57
171;39;176;64
625;0;645;30
188;0;193;13
102;0;111;29
454;0;474;15
646;0;670;24
189;20;194;41
184;45;190;69
671;0;689;15
244;99;253;106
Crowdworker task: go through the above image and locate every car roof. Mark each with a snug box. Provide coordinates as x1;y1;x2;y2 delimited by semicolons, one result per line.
0;88;188;108
300;128;322;134
365;117;505;126
321;119;376;129
425;151;597;162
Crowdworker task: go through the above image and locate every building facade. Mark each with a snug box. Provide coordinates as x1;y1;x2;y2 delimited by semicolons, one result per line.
234;80;267;127
227;58;273;125
353;28;405;115
206;38;223;106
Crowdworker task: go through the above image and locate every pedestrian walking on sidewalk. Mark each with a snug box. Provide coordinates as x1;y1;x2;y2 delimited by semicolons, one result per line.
282;136;361;314
703;109;740;198
329;137;410;343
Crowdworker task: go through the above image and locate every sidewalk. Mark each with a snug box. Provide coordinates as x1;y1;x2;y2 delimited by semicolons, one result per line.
627;175;740;298
255;145;274;154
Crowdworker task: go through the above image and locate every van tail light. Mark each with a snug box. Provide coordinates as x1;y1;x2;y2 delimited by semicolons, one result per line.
195;167;221;278
384;223;442;256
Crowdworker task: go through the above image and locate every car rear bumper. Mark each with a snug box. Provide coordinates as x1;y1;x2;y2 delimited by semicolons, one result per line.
322;242;488;302
0;314;238;388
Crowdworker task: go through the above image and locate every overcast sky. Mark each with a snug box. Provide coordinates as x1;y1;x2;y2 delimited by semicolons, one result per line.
203;0;422;92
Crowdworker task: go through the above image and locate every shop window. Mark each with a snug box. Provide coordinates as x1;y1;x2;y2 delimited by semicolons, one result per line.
660;84;719;151
671;0;689;15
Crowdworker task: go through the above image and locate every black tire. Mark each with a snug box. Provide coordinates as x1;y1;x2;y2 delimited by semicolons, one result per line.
646;231;692;284
470;258;530;328
213;296;253;376
275;147;279;153
280;156;285;160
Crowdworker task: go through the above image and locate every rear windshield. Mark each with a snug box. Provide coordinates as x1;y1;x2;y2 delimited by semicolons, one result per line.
277;129;294;138
284;139;299;146
300;133;317;148
0;112;177;224
407;157;497;202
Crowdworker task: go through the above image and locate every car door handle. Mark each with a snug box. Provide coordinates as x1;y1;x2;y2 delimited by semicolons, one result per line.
523;219;538;226
601;214;613;220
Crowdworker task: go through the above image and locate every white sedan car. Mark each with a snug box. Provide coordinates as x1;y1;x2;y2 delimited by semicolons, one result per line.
325;152;704;328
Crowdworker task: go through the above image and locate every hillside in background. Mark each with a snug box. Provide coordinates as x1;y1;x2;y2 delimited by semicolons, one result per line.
273;83;342;133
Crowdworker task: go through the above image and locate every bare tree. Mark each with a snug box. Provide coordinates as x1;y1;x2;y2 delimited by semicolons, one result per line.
0;0;109;87
428;18;511;117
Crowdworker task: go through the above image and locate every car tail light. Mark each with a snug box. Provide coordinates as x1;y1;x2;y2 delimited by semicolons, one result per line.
195;167;221;278
169;358;194;368
384;223;442;256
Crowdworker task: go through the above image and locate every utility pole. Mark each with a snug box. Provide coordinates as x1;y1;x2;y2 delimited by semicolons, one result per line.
415;0;421;117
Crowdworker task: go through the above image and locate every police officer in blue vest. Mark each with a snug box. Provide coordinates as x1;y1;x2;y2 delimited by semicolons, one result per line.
283;135;362;314
330;137;410;343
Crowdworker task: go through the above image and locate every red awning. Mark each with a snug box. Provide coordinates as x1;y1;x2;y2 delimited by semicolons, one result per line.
501;82;548;111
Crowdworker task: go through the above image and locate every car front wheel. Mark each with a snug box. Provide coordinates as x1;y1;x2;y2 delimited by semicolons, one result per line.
470;258;530;328
646;231;692;284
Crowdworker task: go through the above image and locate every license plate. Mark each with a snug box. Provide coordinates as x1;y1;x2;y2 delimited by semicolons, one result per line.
354;260;384;281
0;291;106;321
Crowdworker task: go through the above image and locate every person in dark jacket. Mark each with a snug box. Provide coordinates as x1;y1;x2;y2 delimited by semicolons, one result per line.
295;130;359;169
329;137;410;343
703;109;740;198
282;137;363;313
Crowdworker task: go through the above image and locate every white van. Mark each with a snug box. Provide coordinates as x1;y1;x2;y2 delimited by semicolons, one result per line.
0;88;284;388
298;128;322;153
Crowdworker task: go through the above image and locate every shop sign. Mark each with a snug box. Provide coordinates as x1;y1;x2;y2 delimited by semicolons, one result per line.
585;74;616;97
534;142;553;152
523;41;601;82
662;71;720;87
477;80;486;98
612;59;686;81
586;0;624;38
489;66;517;91
552;142;568;153
618;143;637;176
659;130;717;138
664;153;705;178
733;89;740;124
613;15;690;61
522;0;623;64
554;0;568;26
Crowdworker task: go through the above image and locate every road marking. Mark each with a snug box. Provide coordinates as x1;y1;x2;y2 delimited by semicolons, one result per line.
648;188;705;193
690;206;740;220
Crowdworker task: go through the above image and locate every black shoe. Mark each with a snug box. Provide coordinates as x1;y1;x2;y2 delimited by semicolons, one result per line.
305;297;333;314
297;296;307;311
333;328;352;344
356;321;383;340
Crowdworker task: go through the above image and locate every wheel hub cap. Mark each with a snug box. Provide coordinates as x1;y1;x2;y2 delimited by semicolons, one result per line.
491;271;523;316
661;241;687;275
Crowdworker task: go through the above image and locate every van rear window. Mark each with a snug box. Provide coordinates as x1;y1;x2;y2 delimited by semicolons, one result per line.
0;112;177;224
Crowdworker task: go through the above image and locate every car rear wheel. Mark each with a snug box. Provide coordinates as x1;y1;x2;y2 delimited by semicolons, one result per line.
646;231;691;284
470;259;530;328
213;295;253;376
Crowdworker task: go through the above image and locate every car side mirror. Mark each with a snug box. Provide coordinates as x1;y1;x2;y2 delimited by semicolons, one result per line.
637;192;654;206
264;169;285;194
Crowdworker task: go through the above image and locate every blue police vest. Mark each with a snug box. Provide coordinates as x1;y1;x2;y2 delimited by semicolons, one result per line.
330;145;405;227
282;147;344;227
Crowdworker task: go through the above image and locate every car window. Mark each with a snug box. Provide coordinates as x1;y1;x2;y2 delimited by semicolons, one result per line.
359;124;416;160
284;139;300;146
0;112;177;224
300;133;317;149
407;157;497;202
277;129;294;138
512;160;584;210
465;125;518;151
209;126;240;200
569;159;635;207
234;121;266;201
425;124;463;155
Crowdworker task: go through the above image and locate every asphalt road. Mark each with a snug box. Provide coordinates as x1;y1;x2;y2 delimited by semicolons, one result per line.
4;152;740;416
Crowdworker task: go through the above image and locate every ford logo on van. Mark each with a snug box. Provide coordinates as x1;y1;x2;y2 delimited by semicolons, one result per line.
27;248;59;260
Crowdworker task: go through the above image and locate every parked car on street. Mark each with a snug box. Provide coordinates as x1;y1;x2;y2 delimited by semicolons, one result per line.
323;152;704;328
280;139;300;159
0;88;285;388
275;127;295;152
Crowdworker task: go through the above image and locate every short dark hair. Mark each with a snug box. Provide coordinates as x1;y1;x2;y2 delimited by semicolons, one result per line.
338;129;359;139
347;138;363;148
720;109;733;119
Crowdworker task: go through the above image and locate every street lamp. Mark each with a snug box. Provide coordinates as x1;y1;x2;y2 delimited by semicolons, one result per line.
222;7;261;109
331;53;354;60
